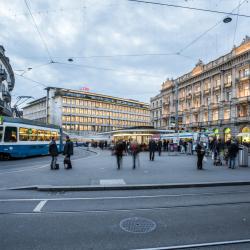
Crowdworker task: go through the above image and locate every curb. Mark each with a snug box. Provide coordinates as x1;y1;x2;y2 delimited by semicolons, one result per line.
9;181;250;192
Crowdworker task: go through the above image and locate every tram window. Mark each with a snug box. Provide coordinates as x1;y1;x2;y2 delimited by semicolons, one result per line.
4;126;17;142
0;127;3;142
38;130;45;141
51;131;58;141
29;129;38;141
19;127;29;141
45;131;51;141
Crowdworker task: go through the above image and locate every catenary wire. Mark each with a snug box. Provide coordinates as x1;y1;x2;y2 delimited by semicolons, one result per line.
127;0;250;18
24;0;54;62
177;0;248;54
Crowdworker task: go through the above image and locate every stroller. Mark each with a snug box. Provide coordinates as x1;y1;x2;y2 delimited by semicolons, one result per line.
213;150;223;166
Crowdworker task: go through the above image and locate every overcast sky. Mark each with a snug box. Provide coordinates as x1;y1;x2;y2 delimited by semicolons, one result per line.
0;0;250;106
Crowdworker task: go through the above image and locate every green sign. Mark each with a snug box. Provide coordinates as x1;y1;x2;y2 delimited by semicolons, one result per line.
28;128;32;134
0;116;3;125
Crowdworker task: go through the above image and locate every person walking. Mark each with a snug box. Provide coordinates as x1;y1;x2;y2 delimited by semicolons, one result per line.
115;140;124;170
130;140;140;169
63;135;74;169
49;137;59;170
228;141;239;169
157;140;162;156
163;139;167;151
149;139;157;161
195;142;205;170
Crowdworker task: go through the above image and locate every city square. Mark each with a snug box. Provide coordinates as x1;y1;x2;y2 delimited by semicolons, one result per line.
1;0;250;249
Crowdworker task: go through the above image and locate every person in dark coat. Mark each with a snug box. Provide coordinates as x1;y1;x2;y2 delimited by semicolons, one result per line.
163;139;167;151
49;137;58;170
149;139;157;161
228;141;239;169
115;140;124;169
130;140;140;169
63;135;74;169
195;142;205;170
157;140;162;156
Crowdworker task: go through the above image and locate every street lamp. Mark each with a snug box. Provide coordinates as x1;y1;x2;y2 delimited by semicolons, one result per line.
223;16;232;23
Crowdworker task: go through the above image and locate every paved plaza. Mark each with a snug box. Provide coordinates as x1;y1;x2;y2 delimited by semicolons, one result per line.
0;147;250;190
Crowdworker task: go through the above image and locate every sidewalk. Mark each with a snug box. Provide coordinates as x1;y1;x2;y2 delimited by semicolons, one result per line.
1;148;250;190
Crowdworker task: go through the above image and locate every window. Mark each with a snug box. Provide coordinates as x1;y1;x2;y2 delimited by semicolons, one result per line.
38;130;45;141
212;110;218;121
4;126;17;142
225;92;231;101
224;109;230;120
45;131;51;141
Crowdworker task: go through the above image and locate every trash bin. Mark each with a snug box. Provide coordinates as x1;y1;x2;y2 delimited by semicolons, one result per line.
238;145;248;167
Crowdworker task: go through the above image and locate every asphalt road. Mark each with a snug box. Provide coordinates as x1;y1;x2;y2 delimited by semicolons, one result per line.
1;186;250;250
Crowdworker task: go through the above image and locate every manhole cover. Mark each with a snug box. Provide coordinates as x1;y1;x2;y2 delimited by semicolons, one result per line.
120;217;156;233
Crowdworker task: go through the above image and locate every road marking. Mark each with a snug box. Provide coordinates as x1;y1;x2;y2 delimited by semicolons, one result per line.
100;179;126;185
131;239;250;250
33;200;47;213
1;190;250;202
0;164;49;175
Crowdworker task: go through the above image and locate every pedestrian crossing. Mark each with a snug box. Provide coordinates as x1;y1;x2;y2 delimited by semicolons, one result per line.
99;179;126;185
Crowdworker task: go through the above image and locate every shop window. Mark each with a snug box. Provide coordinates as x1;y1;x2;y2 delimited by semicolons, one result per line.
4;126;17;142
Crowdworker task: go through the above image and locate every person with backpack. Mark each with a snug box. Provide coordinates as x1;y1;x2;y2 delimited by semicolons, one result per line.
49;137;59;170
63;135;74;169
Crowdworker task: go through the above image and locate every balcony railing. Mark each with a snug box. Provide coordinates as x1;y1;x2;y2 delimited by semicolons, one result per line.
237;116;250;122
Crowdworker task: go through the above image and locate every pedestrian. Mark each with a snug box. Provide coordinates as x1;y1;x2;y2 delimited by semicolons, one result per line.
49;137;59;170
115;140;124;170
195;142;205;170
183;141;187;154
149;139;157;161
157;140;162;156
228;141;239;169
163;139;167;151
130;140;140;169
63;135;74;169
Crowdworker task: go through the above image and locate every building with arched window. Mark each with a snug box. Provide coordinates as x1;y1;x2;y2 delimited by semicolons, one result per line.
150;36;250;142
0;45;15;116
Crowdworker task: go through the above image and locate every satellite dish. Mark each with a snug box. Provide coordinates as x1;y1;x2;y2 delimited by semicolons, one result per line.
223;16;232;23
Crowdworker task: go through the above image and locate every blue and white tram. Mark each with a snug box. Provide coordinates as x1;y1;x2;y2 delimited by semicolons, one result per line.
0;116;63;159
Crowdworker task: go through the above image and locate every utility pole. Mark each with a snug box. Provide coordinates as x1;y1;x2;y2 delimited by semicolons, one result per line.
175;80;179;133
46;88;49;124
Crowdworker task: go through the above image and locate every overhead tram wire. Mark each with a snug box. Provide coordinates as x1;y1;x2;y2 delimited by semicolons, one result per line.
233;0;241;46
15;73;48;88
127;0;250;18
177;0;248;55
24;0;54;63
54;61;164;78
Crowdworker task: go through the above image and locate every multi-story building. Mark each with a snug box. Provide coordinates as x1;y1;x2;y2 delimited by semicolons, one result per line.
151;36;250;142
150;89;164;129
23;87;150;134
0;45;15;116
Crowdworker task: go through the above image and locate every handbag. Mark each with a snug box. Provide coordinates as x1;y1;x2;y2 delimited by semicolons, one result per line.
64;157;72;169
203;156;208;163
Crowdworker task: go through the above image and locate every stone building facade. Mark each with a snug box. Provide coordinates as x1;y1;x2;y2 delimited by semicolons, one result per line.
0;45;15;116
150;36;250;142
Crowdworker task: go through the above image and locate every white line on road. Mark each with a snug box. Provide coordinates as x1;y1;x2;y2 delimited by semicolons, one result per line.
1;190;250;202
33;200;47;213
0;164;49;175
131;239;250;250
